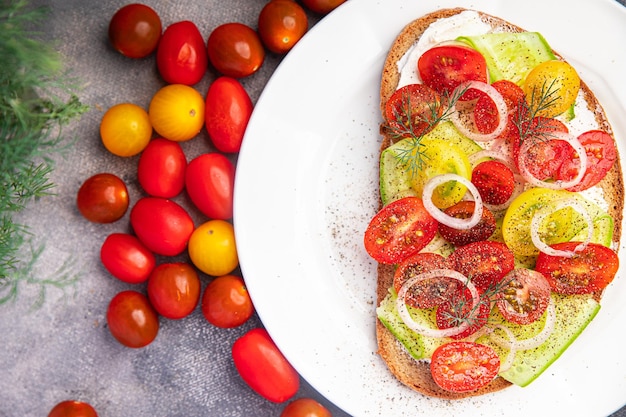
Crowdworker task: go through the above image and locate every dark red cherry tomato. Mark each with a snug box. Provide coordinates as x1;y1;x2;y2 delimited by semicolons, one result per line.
496;268;551;325
384;83;442;139
100;233;156;284
232;328;300;403
258;0;308;54
48;400;98;417
137;138;187;198
185;153;235;220
207;22;265;78
147;262;201;319
438;201;496;246
471;160;516;206
76;173;129;223
205;77;253;153
129;197;194;256
281;398;332;417
106;290;159;348
156;20;208;85
201;274;254;328
448;240;515;291
300;0;346;14
108;3;162;59
436;288;490;340
430;342;500;392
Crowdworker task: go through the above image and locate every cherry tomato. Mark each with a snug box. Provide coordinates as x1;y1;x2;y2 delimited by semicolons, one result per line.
557;130;617;192
417;45;488;96
137;138;187;198
438;201;496;246
384;83;442;139
448;240;515;291
156;20;208;85
258;0;308;54
147;262;201;319
130;197;194;256
281;398;332;417
205;76;253;153
535;242;619;295
364;197;438;265
148;84;205;142
206;22;265;78
519;137;571;181
188;220;239;277
300;0;346;14
185;153;235;220
108;3;162;59
471;160;516;206
100;233;156;284
496;268;551;325
393;252;457;309
232;328;300;403
76;173;129;223
106;290;159;348
522;60;580;118
201;275;253;328
100;103;152;157
48;400;98;417
436;289;490;340
474;80;525;134
430;341;500;393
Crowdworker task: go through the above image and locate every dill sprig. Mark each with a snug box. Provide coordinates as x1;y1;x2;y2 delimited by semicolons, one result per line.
513;78;561;144
0;0;88;308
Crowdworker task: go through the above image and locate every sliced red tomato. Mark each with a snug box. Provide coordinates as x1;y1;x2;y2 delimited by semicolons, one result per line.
393;252;456;309
496;268;551;325
364;197;438;264
438;201;496;246
430;341;500;393
471;160;516;206
417;45;488;97
535;242;619;295
384;83;441;139
512;117;570;179
448;240;515;291
474;80;524;134
556;130;617;192
436;290;490;340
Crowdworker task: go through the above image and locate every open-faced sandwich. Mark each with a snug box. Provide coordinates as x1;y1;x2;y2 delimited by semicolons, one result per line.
364;7;624;399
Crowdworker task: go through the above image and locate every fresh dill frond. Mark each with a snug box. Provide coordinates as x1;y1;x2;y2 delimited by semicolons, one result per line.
0;0;88;307
514;78;561;144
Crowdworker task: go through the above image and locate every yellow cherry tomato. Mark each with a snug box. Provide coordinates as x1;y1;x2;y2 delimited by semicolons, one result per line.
522;60;580;118
188;220;238;276
148;84;205;142
100;103;152;157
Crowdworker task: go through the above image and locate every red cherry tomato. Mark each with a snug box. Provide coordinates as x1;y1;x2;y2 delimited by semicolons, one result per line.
430;342;500;392
438;201;496;246
364;197;438;264
106;290;159;348
447;240;515;291
201;275;254;328
48;400;98;417
76;173;129;223
100;233;156;284
130;197;194;256
156;20;208;85
512;116;569;178
471;160;516;206
258;0;308;54
474;79;525;134
496;268;551;325
436;289;490;340
384;83;442;139
108;3;162;59
232;328;300;403
280;398;332;417
137;138;187;198
147;262;201;319
185;153;235;220
205;77;253;153
535;242;619;295
206;22;265;78
300;0;346;14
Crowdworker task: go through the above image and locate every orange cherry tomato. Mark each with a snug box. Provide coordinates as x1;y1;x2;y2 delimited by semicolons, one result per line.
201;275;253;328
76;173;129;223
206;22;265;78
258;0;308;54
48;400;98;417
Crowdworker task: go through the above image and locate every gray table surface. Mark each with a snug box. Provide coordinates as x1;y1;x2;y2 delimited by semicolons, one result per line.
2;0;625;416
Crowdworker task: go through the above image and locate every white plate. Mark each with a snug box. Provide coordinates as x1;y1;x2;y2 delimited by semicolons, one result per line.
234;0;626;416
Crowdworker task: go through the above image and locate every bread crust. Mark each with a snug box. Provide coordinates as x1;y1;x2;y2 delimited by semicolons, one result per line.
376;7;624;400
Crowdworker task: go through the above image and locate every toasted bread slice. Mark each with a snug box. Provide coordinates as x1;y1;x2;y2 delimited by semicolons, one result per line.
376;7;624;399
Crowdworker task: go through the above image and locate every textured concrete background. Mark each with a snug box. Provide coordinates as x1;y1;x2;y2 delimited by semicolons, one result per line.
1;0;625;416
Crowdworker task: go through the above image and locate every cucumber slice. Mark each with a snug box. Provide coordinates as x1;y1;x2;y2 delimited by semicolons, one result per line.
457;32;556;85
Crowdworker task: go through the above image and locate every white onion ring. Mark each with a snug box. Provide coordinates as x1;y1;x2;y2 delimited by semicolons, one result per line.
530;199;593;257
491;325;517;373
449;80;509;142
517;131;588;190
490;297;557;351
422;174;484;230
396;269;480;339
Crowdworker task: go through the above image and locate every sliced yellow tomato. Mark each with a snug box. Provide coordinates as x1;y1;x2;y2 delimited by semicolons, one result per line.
148;84;205;142
522;60;580;118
